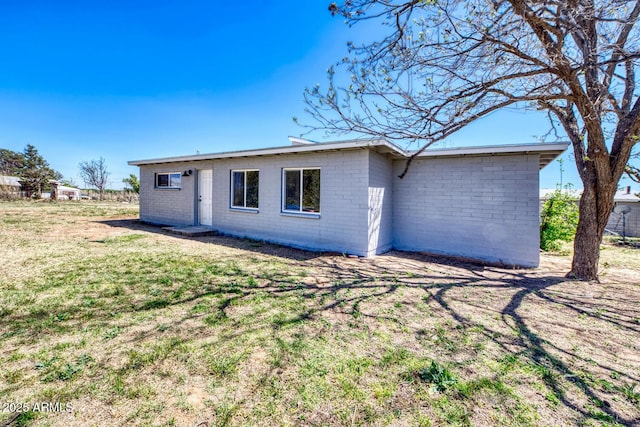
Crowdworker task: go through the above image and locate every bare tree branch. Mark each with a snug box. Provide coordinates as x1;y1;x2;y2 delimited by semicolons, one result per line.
79;157;110;201
302;0;640;279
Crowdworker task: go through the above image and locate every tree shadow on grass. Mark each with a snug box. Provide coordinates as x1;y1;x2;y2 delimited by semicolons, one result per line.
419;261;639;426
257;254;639;425
98;219;328;261
2;228;639;425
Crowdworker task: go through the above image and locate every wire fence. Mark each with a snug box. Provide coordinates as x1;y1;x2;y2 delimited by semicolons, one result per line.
0;186;139;202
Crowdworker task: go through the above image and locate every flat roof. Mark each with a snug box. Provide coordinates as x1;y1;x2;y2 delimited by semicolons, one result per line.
541;188;640;202
128;138;403;166
415;142;569;169
614;192;640;202
128;138;569;170
0;175;22;187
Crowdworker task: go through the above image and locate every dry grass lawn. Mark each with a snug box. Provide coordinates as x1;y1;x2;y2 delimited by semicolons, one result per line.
0;200;639;427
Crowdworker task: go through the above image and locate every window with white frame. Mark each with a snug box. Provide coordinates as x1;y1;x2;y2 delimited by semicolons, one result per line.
282;168;320;214
231;170;259;209
155;172;181;189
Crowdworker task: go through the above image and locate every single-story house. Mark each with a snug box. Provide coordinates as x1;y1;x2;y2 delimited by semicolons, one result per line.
0;175;22;190
540;187;640;238
0;175;23;197
43;181;82;201
129;138;568;267
606;187;639;237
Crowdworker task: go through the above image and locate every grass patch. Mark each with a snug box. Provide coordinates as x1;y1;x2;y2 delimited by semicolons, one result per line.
0;200;638;426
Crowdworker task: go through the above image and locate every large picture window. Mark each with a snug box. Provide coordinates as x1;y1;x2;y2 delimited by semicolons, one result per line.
231;170;259;209
282;168;320;214
156;172;181;189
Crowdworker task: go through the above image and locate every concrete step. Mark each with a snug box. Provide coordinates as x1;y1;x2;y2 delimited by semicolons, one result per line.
162;226;216;237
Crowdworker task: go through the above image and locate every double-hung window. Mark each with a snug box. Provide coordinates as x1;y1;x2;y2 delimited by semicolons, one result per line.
156;172;181;189
282;168;320;214
231;170;259;209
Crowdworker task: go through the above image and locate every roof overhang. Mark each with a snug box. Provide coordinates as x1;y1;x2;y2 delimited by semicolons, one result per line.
128;138;407;166
0;175;22;187
128;139;569;171
415;142;569;170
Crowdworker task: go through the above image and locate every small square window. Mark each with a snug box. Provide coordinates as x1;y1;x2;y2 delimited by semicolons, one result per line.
231;170;259;209
282;168;320;214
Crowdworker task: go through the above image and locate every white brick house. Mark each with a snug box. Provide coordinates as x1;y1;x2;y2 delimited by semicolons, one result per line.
129;138;567;267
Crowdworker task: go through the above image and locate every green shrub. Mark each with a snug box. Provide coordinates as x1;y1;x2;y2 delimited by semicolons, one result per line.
540;189;579;251
419;360;458;392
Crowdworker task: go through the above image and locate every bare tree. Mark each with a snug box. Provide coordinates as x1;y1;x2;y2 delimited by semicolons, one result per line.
79;157;110;201
303;0;640;280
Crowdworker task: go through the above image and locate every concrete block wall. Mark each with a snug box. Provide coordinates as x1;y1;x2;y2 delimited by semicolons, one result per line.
138;149;544;266
392;154;541;267
139;162;197;226
367;151;394;255
206;150;371;255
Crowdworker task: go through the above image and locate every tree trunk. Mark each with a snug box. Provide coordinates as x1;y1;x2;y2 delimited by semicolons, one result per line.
569;183;617;281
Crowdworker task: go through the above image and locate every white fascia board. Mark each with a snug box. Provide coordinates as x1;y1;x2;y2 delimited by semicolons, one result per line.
615;194;640;202
128;138;406;166
414;142;570;158
128;139;567;167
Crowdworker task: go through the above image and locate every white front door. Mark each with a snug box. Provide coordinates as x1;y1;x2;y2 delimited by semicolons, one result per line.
198;169;213;226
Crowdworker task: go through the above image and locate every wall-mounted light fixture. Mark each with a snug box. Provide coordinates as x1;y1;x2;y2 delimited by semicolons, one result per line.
182;169;193;177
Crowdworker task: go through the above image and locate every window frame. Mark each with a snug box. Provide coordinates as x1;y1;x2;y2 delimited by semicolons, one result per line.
281;167;321;215
155;172;182;189
230;169;260;210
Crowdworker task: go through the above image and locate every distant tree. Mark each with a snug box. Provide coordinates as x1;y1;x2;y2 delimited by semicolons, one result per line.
1;145;62;197
540;189;580;251
304;1;640;280
122;174;140;193
0;148;25;175
79;157;110;201
17;145;61;197
0;148;25;199
60;178;78;188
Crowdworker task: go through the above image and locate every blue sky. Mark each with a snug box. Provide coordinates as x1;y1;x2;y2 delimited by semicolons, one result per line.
0;1;637;191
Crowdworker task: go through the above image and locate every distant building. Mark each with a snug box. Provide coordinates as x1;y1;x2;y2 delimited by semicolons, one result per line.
607;187;640;237
44;180;81;200
540;186;640;237
0;175;23;198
